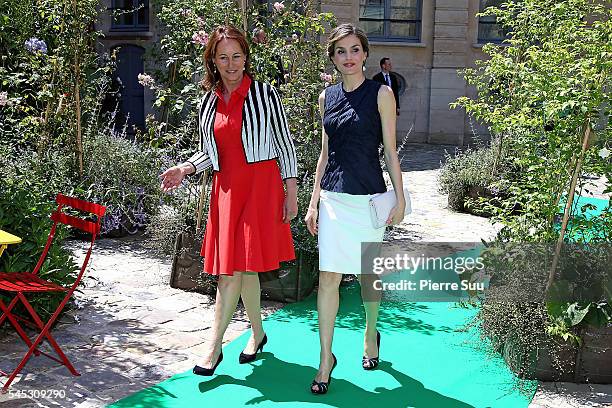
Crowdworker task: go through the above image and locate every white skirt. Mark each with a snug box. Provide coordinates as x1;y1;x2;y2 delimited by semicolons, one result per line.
318;190;386;274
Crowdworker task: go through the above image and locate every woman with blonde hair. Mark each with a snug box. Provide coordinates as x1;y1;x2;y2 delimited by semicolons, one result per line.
161;25;298;376
305;23;405;394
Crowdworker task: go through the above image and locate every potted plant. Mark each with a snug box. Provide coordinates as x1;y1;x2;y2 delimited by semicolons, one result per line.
451;0;612;383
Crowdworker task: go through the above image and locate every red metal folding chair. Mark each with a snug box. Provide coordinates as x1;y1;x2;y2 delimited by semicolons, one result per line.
0;194;106;392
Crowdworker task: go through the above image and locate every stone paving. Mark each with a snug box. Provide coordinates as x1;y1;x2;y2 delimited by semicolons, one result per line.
0;235;283;407
0;143;610;407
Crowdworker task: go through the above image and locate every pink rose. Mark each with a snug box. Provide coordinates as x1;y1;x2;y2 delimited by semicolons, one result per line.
192;31;209;46
320;72;332;82
137;73;155;87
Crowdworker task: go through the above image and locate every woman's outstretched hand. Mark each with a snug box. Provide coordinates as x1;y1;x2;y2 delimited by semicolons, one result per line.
160;164;191;192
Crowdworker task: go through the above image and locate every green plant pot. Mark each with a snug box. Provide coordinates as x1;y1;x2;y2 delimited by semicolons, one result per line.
501;324;612;383
504;333;576;382
577;324;612;383
259;249;319;303
169;231;216;296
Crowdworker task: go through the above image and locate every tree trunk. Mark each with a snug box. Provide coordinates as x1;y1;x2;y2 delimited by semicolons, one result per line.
548;153;576;229
72;0;83;177
545;122;592;294
241;0;247;31
161;62;178;128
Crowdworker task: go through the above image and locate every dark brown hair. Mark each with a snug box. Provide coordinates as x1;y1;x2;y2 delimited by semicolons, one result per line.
202;25;251;91
326;23;370;62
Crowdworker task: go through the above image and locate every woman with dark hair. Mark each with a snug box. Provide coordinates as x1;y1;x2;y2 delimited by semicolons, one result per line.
304;23;405;394
160;25;298;376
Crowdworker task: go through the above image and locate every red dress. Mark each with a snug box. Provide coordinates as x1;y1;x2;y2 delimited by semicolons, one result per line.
201;75;295;276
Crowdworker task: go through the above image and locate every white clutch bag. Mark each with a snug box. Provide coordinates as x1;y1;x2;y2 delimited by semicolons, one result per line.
369;187;412;228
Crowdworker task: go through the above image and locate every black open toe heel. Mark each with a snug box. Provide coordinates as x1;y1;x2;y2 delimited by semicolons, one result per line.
193;351;223;376
362;330;380;370
239;333;268;364
311;353;337;395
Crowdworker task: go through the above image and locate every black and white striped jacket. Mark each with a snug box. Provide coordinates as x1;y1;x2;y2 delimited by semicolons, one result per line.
186;80;298;180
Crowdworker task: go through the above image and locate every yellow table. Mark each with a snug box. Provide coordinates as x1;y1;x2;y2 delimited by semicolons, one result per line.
0;230;22;257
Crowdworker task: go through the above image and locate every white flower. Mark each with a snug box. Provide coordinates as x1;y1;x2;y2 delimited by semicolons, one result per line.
137;73;155;87
599;147;610;159
0;91;8;106
292;33;298;41
528;226;537;236
197;17;205;28
273;2;285;12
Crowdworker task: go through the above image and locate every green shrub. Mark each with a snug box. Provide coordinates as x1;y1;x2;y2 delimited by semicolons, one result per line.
76;131;164;236
147;174;208;255
0;145;79;321
438;138;515;215
473;238;611;382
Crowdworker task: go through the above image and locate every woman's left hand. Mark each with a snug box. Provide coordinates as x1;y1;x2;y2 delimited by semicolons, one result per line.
283;190;298;223
386;202;406;226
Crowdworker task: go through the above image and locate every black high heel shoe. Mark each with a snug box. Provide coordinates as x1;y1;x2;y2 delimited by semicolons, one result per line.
362;330;380;370
239;333;268;364
311;353;337;395
193;351;223;376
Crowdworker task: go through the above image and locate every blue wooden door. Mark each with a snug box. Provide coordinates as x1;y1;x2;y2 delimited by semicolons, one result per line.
115;44;145;135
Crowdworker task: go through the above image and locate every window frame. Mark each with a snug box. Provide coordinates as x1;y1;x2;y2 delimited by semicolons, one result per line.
477;0;507;44
110;0;150;32
359;0;422;43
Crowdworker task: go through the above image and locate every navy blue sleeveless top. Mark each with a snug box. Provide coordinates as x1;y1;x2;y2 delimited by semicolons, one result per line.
320;79;387;195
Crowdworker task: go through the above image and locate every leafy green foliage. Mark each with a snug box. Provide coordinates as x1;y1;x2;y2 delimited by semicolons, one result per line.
0;0;152;319
452;0;611;241
453;0;612;374
438;138;518;215
0;0;107;152
75;131;164;235
0;145;79;320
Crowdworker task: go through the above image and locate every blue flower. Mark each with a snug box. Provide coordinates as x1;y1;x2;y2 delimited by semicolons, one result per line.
25;37;48;54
